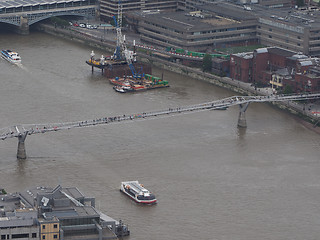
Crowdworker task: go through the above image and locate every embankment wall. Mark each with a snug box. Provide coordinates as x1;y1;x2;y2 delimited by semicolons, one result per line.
37;24;320;129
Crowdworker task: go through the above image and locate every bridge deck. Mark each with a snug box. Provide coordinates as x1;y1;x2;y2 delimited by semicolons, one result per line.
1;93;319;140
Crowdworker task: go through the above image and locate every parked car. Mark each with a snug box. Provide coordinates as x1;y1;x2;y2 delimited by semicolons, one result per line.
73;23;79;27
79;23;86;28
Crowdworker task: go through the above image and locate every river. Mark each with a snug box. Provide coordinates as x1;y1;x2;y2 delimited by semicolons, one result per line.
0;30;320;240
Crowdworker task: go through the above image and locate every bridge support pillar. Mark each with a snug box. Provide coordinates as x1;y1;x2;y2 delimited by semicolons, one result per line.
17;132;28;159
16;16;29;35
237;103;250;128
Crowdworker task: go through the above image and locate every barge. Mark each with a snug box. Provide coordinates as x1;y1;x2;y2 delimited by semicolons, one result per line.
120;181;157;204
110;74;169;93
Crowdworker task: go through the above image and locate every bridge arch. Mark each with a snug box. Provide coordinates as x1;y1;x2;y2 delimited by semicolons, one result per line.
0;16;21;26
0;0;96;33
28;9;96;25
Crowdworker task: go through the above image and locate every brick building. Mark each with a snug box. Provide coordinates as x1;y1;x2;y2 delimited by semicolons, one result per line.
230;47;320;93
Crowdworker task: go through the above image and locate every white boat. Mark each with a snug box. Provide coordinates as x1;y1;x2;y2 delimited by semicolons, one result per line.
120;181;157;204
1;49;21;63
113;85;127;93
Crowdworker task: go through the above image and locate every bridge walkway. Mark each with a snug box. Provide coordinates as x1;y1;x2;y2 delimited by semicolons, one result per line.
1;93;319;142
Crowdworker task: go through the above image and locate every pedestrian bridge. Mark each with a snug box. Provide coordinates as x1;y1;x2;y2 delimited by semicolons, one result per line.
0;0;96;34
1;93;320;159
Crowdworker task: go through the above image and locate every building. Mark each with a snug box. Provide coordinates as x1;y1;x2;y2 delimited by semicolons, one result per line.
230;52;253;83
126;3;258;52
0;185;129;240
258;0;293;8
99;0;177;20
254;4;320;56
124;1;320;57
230;46;320;92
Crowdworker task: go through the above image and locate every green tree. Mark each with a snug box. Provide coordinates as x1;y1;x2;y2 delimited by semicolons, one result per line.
283;85;293;94
296;0;305;7
50;17;69;27
202;54;212;72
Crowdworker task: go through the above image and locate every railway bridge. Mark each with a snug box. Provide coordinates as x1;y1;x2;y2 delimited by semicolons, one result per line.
1;93;320;159
0;0;96;34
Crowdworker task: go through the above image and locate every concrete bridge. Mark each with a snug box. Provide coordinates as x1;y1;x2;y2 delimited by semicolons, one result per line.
0;0;96;34
1;93;320;159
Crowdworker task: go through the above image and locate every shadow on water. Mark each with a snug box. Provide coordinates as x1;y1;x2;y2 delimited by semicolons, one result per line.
237;126;247;140
16;158;26;176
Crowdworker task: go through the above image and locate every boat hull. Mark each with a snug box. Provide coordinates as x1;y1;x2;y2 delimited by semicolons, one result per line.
120;181;157;204
120;189;157;204
1;50;21;64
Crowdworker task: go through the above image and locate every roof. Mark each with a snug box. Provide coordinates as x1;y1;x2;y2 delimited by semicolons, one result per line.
255;48;268;54
233;52;253;59
250;4;320;29
299;60;313;66
275;68;289;76
132;2;257;33
196;2;257;22
268;47;295;57
0;0;86;9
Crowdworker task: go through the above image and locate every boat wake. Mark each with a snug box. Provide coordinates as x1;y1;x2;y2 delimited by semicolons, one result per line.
15;63;28;71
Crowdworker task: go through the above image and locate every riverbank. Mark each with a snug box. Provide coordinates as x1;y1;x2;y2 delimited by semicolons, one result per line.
36;23;320;132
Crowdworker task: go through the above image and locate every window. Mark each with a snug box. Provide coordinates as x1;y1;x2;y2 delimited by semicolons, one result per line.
12;234;29;239
54;224;58;229
1;235;5;240
42;235;45;240
54;235;58;239
32;233;37;238
42;225;46;230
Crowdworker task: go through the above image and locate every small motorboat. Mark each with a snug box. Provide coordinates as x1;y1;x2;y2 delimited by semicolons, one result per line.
113;85;127;93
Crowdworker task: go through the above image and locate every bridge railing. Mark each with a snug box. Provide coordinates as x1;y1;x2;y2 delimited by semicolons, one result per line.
1;93;320;141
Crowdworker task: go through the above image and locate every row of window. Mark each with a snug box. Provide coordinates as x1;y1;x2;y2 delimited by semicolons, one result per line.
42;234;58;239
266;35;301;46
192;26;256;35
1;233;37;239
42;224;58;229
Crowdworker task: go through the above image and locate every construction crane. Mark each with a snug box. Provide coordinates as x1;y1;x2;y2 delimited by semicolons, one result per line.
112;1;143;79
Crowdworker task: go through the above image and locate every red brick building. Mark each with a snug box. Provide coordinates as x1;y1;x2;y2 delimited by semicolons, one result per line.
230;52;253;83
229;47;320;93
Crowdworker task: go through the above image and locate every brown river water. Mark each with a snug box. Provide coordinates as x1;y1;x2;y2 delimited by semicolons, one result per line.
0;31;320;240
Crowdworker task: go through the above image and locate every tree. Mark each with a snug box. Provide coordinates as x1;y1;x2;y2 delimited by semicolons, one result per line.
202;54;212;72
296;0;305;7
283;85;293;94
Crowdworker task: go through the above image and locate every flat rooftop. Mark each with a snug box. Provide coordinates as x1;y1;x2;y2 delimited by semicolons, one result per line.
248;4;320;29
133;7;255;33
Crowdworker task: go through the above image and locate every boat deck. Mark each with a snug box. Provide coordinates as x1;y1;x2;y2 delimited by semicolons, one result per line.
122;181;145;193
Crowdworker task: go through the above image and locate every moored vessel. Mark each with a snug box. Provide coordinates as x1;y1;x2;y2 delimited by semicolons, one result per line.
110;74;169;93
113;85;127;93
1;49;21;63
120;181;157;204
